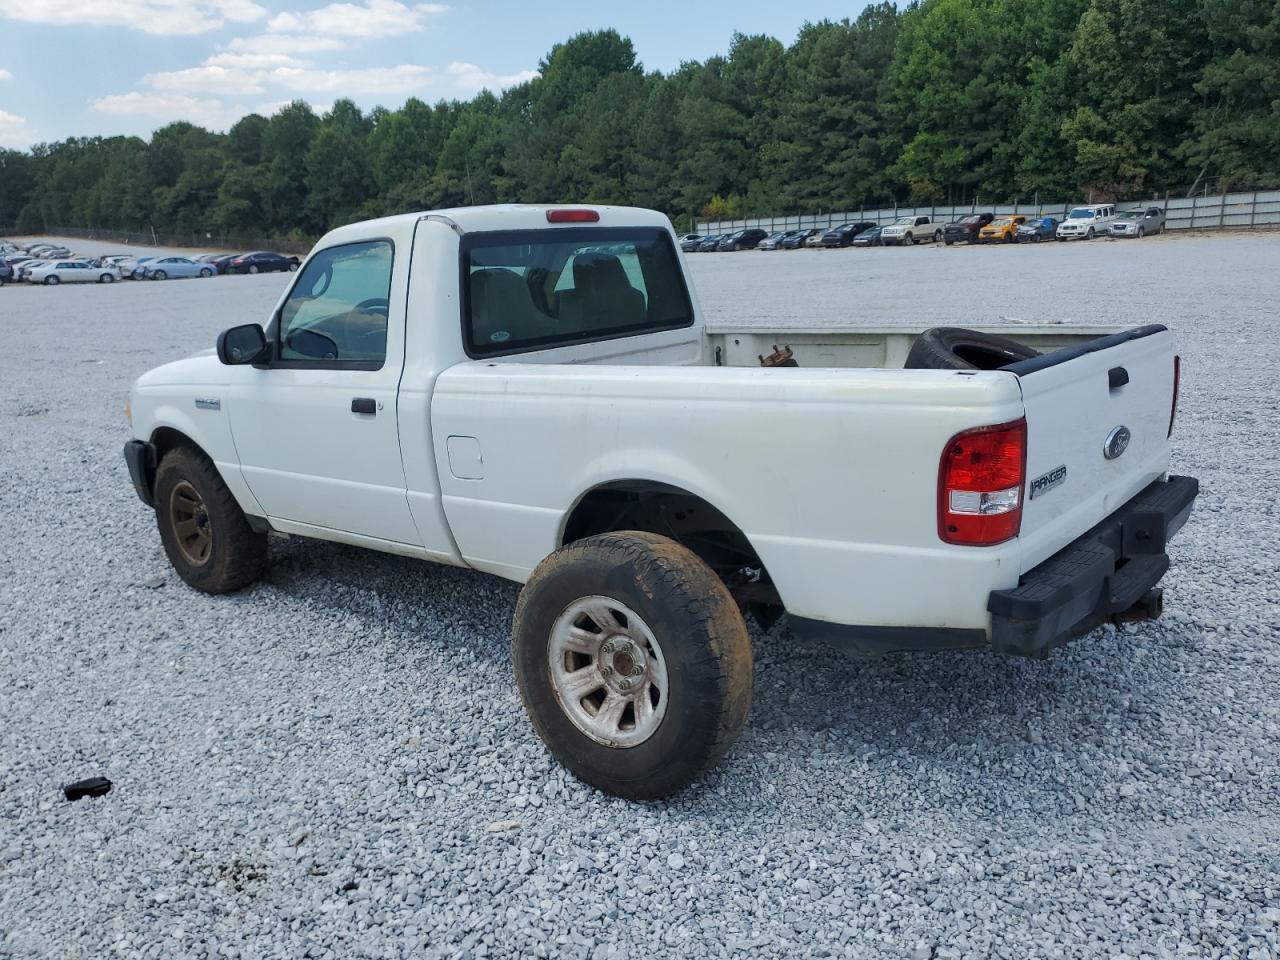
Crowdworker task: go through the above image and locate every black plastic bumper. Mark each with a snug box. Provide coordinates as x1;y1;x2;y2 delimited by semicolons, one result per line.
987;475;1199;658
124;440;157;507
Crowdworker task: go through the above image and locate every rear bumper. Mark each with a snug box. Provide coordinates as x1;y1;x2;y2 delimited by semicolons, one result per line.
987;475;1199;657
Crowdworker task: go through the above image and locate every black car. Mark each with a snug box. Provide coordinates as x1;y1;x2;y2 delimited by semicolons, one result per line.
697;235;727;252
226;251;301;274
717;228;768;252
850;226;883;247
0;261;10;285
781;228;821;249
821;221;877;248
943;213;994;245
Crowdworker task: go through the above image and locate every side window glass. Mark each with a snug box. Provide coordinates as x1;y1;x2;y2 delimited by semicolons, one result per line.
279;240;393;366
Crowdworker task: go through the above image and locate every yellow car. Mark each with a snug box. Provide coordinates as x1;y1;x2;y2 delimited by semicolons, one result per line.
977;215;1027;243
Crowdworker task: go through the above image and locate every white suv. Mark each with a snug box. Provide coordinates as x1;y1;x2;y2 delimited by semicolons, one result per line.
1056;204;1116;240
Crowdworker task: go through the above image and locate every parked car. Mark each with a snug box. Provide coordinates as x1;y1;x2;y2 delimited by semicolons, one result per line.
679;235;706;253
977;215;1028;244
1015;216;1059;243
16;260;47;280
756;231;794;251
1056;204;1117;240
717;228;768;252
880;215;943;246
0;261;10;285
821;221;876;248
124;203;1197;800
26;260;120;284
804;230;826;248
677;234;702;245
1109;207;1166;238
226;251;301;274
697;235;727;252
118;256;157;279
943;213;995;245
850;226;883;247
137;256;217;280
782;229;821;250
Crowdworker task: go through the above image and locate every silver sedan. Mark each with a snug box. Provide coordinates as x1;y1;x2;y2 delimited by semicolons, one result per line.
137;256;217;280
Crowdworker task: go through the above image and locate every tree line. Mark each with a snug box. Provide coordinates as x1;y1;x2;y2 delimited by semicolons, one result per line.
1;0;1276;238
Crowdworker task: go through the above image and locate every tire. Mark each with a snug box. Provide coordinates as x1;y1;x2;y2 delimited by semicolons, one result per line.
903;233;914;246
904;326;1040;371
513;531;752;800
1137;227;1145;238
199;268;212;277
248;265;259;274
933;229;942;243
288;262;299;272
99;273;115;283
153;270;167;280
1033;234;1041;243
1086;228;1095;240
153;446;267;594
44;275;59;285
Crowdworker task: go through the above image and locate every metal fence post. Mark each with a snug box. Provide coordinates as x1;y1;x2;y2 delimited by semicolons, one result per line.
1250;191;1257;229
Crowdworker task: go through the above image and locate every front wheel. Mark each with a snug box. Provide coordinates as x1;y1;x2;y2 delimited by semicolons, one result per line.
903;233;914;246
199;267;212;277
513;531;752;800
44;275;59;285
154;447;267;594
99;273;115;283
248;265;259;274
1086;228;1095;240
1137;227;1145;238
933;229;942;243
152;270;167;280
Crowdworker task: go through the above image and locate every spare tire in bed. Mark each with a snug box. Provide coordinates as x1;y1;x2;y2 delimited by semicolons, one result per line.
904;326;1041;371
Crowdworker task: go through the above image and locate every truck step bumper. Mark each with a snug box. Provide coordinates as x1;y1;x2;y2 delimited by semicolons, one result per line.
987;475;1199;658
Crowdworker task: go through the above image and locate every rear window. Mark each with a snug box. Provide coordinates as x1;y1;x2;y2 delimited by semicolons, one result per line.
461;227;694;356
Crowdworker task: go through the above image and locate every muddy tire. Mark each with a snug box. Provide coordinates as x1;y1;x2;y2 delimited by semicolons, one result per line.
153;446;266;594
513;531;752;800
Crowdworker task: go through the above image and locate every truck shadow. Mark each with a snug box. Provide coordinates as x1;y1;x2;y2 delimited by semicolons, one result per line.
261;535;1180;822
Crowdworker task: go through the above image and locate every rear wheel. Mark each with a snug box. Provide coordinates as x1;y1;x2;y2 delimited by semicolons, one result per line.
933;229;942;243
153;447;267;594
513;531;752;800
248;264;259;274
288;262;299;272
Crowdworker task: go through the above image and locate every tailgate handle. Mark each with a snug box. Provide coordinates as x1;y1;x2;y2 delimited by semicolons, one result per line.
1108;366;1129;390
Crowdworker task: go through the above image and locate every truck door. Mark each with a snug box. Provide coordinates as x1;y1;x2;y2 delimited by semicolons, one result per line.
227;238;423;547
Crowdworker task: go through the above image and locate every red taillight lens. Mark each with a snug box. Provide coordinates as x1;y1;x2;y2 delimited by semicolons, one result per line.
546;208;600;223
1168;354;1180;437
938;418;1027;546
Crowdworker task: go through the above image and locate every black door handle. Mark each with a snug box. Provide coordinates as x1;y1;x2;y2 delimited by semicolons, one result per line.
1108;367;1129;390
351;397;376;415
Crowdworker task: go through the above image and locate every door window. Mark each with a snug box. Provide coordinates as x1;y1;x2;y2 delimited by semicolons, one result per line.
277;240;393;368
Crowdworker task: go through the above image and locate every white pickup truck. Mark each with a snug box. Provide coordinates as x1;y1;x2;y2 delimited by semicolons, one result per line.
124;204;1197;798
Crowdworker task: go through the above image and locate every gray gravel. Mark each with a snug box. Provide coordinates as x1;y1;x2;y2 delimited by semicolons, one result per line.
1;233;1278;959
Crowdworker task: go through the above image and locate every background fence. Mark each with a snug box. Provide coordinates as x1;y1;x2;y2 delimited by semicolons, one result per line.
694;190;1280;235
0;225;314;255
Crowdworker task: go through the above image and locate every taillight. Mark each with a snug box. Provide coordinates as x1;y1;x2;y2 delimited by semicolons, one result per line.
546;209;600;223
938;418;1027;546
1168;355;1180;437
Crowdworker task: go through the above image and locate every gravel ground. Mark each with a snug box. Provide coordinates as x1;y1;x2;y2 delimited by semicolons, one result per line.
1;233;1278;959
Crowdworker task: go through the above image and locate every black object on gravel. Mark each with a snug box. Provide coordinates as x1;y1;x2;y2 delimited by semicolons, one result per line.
62;777;112;801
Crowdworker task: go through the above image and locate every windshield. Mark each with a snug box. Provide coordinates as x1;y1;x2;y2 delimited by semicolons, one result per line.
463;227;693;356
1067;208;1096;219
893;216;914;225
960;216;981;224
1118;211;1143;220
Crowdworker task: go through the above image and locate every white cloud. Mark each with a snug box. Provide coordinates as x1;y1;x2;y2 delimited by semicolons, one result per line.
204;51;305;69
226;33;344;56
445;61;537;92
92;92;252;130
0;0;266;35
0;69;12;81
271;64;435;95
0;108;33;147
267;0;446;38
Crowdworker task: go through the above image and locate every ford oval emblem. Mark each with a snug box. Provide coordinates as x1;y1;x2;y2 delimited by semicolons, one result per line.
1104;425;1131;460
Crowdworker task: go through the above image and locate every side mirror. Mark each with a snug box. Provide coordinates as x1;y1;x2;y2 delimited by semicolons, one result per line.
217;324;270;365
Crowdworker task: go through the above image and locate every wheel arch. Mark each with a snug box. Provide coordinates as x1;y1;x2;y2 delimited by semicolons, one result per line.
559;479;782;619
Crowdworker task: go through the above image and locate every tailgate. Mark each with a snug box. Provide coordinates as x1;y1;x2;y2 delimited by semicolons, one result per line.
1010;325;1178;573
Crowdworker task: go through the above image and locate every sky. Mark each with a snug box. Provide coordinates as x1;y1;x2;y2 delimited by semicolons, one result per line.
0;0;872;150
